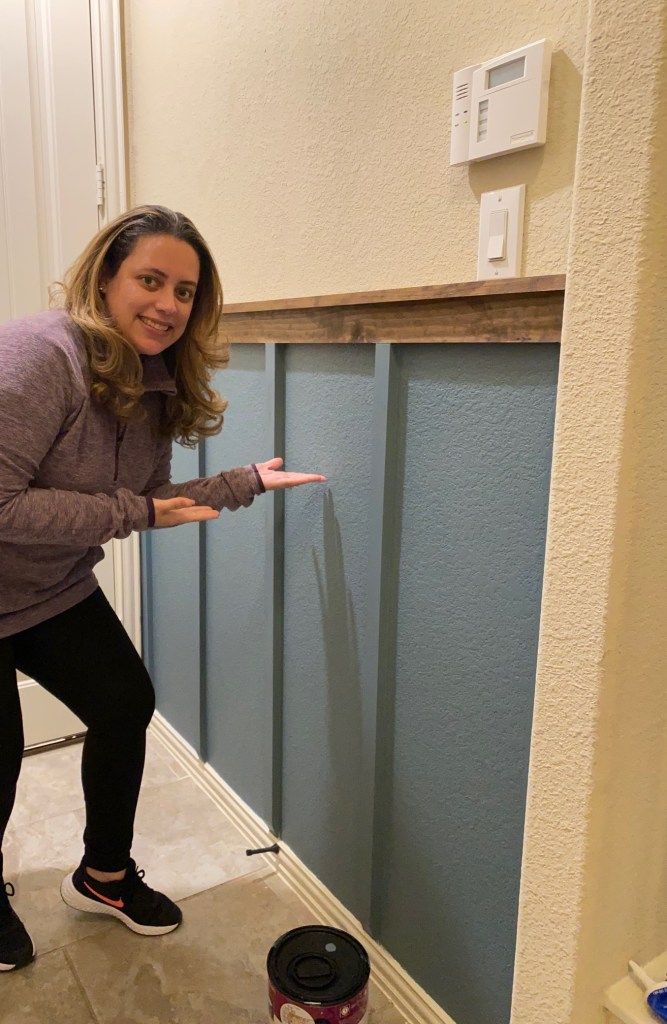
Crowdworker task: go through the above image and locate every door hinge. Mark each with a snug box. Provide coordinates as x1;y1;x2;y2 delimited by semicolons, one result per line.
96;163;105;208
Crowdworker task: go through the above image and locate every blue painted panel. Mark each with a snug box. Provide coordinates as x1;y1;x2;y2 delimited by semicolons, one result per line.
203;346;271;823
145;441;201;752
373;344;559;1023
282;345;375;919
141;339;560;1023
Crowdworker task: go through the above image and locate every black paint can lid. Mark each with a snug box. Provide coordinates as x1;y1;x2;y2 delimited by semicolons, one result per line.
267;926;370;1006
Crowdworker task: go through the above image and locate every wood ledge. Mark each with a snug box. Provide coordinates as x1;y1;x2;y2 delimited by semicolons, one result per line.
222;275;565;345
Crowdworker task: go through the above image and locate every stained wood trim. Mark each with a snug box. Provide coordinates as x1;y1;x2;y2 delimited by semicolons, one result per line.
222;275;565;345
225;274;565;313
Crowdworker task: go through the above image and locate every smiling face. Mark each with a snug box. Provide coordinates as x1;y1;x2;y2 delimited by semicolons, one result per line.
100;234;200;357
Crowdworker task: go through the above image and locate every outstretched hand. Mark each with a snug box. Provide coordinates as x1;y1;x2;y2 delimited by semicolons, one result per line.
255;457;327;491
152;459;326;529
153;496;220;528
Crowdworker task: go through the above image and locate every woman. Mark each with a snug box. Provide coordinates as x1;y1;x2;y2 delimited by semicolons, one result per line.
0;205;325;971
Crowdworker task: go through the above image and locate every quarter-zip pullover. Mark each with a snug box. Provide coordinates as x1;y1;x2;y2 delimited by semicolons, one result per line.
0;309;263;637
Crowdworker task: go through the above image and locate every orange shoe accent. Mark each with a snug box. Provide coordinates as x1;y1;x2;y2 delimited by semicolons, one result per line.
83;880;125;909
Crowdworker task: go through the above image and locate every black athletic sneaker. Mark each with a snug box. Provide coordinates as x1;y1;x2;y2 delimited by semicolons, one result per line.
60;858;182;936
0;882;35;971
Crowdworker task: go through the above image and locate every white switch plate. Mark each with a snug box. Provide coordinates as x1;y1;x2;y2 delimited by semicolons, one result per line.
477;184;525;279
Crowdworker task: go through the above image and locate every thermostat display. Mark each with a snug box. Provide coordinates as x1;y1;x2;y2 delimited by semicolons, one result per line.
487;56;525;90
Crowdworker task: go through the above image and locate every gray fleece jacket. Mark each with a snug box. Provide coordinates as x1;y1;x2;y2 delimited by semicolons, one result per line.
0;308;263;638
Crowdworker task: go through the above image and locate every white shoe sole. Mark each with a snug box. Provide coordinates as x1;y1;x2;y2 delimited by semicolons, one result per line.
60;873;180;936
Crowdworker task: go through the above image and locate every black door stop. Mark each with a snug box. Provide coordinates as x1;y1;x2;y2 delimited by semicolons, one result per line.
246;843;280;856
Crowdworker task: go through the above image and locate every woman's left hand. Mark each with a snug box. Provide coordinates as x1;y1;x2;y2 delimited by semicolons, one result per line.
255;457;327;491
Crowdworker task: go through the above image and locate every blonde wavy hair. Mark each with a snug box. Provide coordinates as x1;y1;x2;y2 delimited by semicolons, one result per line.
57;204;228;446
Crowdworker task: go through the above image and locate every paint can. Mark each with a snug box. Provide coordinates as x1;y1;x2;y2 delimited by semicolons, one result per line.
267;925;371;1023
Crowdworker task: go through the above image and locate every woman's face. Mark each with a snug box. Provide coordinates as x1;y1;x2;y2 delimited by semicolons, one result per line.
101;234;200;357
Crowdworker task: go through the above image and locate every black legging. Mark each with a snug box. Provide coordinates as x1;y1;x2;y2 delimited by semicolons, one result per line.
0;588;155;877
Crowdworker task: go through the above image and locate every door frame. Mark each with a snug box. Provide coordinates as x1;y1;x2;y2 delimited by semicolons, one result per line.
90;0;142;654
18;0;139;753
32;0;141;654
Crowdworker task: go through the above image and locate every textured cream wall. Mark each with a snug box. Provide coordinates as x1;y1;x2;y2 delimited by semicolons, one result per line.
512;1;667;1022
123;0;586;301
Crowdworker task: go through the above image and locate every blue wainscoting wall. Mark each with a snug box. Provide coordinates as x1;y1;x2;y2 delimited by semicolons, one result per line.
282;344;376;920
141;340;559;1024
141;439;201;752
203;345;271;823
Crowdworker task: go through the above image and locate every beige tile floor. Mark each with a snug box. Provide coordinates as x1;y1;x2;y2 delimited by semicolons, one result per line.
2;733;406;1024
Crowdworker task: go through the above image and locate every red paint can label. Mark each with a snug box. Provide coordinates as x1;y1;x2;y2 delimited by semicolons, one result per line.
269;980;369;1023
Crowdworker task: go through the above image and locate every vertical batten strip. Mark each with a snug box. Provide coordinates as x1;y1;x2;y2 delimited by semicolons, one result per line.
198;440;208;763
364;342;402;934
266;343;286;834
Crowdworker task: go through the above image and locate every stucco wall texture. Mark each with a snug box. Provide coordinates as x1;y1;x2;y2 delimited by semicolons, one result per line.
122;0;586;301
512;1;667;1022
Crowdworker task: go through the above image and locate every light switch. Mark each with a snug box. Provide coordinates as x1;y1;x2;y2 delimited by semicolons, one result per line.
487;209;507;260
477;184;526;279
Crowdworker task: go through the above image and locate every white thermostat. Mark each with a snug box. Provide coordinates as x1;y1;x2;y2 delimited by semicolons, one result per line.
450;39;552;165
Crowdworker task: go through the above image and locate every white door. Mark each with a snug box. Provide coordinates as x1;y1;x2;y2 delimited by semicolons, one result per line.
0;0;128;749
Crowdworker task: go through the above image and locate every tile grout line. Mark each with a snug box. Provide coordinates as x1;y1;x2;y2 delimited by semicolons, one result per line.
41;922;116;958
176;862;279;904
63;945;102;1024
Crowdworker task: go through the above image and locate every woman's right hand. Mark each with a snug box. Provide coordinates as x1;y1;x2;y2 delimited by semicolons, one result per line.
153;496;220;528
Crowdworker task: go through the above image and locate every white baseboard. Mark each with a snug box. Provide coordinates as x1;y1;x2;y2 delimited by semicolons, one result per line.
149;711;457;1024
